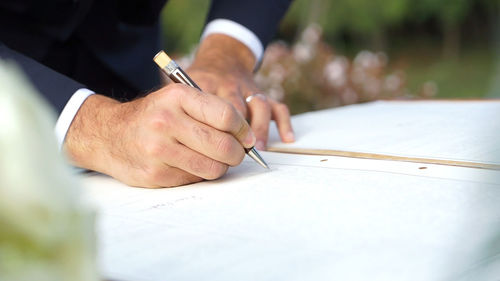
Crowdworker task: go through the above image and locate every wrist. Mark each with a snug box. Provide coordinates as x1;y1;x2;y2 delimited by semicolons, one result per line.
192;34;256;74
63;94;121;173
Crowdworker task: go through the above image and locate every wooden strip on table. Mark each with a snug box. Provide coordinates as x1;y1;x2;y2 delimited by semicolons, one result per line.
267;147;500;170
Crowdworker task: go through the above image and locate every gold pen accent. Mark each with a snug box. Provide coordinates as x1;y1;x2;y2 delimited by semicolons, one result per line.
153;50;269;169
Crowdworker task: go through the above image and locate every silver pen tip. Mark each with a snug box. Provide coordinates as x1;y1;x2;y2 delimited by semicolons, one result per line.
246;147;269;169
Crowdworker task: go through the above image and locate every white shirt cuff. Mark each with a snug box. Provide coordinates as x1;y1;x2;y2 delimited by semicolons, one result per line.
55;88;95;150
201;19;264;68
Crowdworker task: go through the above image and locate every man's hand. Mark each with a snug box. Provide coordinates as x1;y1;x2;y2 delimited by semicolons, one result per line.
64;84;256;188
187;34;294;150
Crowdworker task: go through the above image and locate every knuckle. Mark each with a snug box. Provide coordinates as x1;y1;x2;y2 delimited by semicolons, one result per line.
148;118;166;133
220;103;237;129
192;124;211;140
216;134;237;156
166;84;192;103
275;103;289;114
187;155;225;180
206;160;228;180
263;100;272;111
187;155;205;174
148;111;175;132
144;141;164;157
252;97;271;111
215;135;245;166
160;84;180;101
167;83;185;95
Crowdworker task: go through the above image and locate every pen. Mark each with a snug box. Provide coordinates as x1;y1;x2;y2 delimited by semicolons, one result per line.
153;50;269;169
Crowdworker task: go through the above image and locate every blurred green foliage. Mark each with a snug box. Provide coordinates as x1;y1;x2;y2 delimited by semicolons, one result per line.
391;45;496;98
282;0;498;36
160;0;209;53
160;0;499;54
159;0;500;101
283;0;410;35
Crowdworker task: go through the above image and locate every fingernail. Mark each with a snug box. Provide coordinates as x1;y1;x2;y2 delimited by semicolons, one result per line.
255;140;266;151
285;131;295;142
243;130;256;147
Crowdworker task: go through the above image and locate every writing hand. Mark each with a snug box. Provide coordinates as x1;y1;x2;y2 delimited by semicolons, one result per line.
64;84;255;188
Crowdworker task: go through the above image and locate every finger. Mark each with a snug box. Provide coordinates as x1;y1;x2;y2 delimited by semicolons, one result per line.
247;94;272;150
173;116;246;166
158;141;229;180
171;84;255;148
131;159;203;188
269;99;295;143
136;164;202;188
218;83;248;118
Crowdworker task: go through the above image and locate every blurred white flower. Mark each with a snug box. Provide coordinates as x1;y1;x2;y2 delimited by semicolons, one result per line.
254;73;268;87
324;57;349;88
341;88;359;104
352;67;366;85
301;23;322;45
253;27;418;111
269;64;286;84
293;42;314;63
268;85;285;101
385;73;402;92
0;61;98;281
354;50;375;68
262;41;289;67
421;81;438;97
363;78;382;98
354;50;388;70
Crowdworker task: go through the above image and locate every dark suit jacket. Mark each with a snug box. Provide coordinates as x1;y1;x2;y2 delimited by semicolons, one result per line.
0;0;291;113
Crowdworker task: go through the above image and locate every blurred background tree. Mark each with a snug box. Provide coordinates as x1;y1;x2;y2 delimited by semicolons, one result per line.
160;0;500;113
160;0;210;52
283;0;411;51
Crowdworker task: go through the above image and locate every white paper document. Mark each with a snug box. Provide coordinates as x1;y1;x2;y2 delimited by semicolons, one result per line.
268;101;500;165
83;152;500;281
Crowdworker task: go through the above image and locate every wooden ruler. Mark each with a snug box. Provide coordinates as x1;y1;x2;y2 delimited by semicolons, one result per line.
267;147;500;170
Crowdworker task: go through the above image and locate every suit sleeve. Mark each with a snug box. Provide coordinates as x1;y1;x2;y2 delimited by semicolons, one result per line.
0;42;85;114
206;0;293;48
